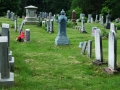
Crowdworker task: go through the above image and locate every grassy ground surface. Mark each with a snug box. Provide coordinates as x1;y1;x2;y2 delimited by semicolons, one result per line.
0;17;120;90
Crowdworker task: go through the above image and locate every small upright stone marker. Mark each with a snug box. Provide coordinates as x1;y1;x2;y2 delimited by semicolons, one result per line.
104;31;118;74
80;17;87;33
71;10;77;25
93;29;105;65
55;9;69;46
88;40;92;58
24;29;30;42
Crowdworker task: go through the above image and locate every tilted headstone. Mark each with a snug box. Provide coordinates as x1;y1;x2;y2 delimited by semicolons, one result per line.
0;36;14;86
104;31;118;74
78;42;84;48
105;13;111;29
80;17;87;33
19;21;25;34
81;41;87;55
88;40;92;58
24;29;30;42
93;29;104;65
55;9;69;45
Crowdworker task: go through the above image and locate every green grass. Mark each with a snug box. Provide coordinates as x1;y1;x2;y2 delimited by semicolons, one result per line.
0;17;120;90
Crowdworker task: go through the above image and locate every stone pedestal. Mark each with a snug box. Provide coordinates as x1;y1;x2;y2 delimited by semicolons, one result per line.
24;5;39;25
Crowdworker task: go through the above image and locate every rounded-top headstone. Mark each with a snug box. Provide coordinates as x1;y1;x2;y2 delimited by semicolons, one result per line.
25;5;38;9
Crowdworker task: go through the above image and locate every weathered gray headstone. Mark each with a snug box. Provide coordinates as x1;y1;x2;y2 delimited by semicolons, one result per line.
80;17;87;33
104;31;118;74
105;13;111;29
19;21;25;33
110;23;117;33
80;13;85;20
93;29;104;65
46;19;50;32
55;9;69;45
81;41;87;55
88;40;92;58
0;36;14;86
49;19;54;33
24;29;30;42
95;15;98;23
87;14;92;23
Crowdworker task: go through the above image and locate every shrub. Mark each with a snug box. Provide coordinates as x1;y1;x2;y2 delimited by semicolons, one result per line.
67;21;74;28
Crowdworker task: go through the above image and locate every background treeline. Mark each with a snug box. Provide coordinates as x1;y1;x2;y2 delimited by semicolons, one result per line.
0;0;120;20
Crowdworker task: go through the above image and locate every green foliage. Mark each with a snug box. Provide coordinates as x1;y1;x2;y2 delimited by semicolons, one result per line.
102;29;108;38
101;6;111;16
37;21;42;27
116;24;120;30
67;21;74;28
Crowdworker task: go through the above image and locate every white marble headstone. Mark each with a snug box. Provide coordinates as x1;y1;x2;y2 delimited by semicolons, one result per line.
94;29;103;62
108;31;117;70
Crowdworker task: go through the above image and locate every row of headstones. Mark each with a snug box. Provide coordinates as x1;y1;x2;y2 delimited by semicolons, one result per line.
80;13;104;24
7;10;17;21
81;26;118;74
0;23;14;86
42;19;54;33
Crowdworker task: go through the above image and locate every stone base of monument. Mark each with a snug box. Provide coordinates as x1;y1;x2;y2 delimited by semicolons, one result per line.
23;20;39;25
49;31;54;33
80;30;87;33
9;57;14;72
55;36;69;46
0;72;14;87
104;23;110;29
103;67;120;74
92;60;107;65
8;51;12;61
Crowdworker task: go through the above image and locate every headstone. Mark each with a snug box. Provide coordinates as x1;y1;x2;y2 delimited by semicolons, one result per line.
24;5;39;24
81;41;87;55
78;42;84;48
87;14;92;23
46;19;50;32
49;12;52;19
93;29;104;65
49;19;54;33
0;36;14;86
2;23;14;71
24;29;30;42
105;13;111;29
80;17;87;33
71;10;77;25
55;9;69;46
104;31;118;74
100;16;104;24
80;13;85;20
95;15;98;23
19;21;25;33
92;27;98;36
88;40;92;58
110;23;117;33
99;14;102;22
7;10;11;19
91;17;93;23
14;15;17;32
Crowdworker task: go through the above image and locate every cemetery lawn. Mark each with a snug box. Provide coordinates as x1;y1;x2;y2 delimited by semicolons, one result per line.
1;17;120;90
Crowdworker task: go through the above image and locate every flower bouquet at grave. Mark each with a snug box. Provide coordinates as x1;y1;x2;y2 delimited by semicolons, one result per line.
16;31;25;42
